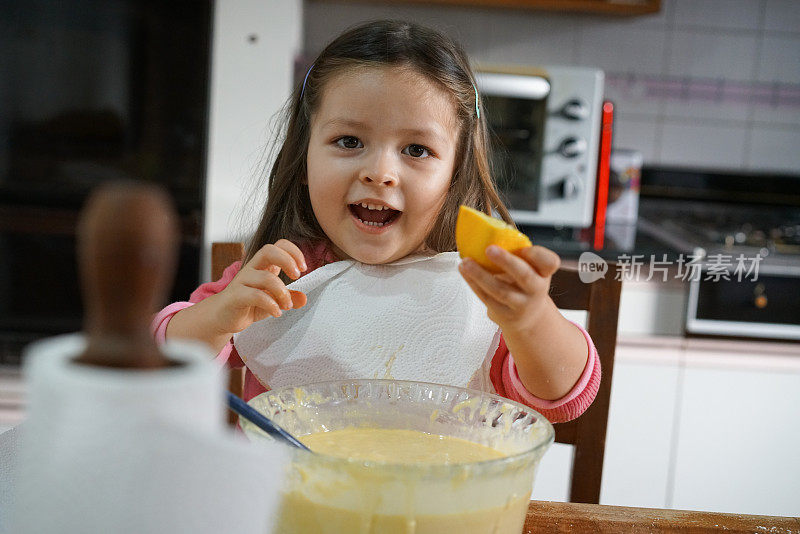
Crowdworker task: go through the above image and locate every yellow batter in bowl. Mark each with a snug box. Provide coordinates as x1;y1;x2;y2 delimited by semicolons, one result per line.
242;380;554;534
300;427;506;464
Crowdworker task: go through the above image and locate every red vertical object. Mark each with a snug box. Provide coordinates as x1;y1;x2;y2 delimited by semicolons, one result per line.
593;101;614;250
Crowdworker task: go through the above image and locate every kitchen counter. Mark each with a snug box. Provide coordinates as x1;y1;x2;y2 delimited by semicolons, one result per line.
524;500;800;533
520;220;680;264
0;366;25;434
519;195;695;266
535;217;690;336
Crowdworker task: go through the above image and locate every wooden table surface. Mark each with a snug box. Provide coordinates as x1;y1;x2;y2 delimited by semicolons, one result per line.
525;501;800;533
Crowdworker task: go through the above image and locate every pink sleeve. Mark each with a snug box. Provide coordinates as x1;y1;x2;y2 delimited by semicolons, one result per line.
491;321;601;424
150;261;243;366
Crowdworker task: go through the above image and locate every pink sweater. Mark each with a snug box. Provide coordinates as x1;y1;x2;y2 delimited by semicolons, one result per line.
152;243;601;423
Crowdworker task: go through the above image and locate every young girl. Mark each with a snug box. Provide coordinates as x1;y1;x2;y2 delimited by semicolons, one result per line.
152;20;599;424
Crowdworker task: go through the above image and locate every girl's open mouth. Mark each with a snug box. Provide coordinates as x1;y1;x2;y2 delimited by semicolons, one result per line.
348;203;402;229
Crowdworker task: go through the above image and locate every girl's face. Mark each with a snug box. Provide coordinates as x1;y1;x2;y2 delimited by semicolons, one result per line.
307;66;459;264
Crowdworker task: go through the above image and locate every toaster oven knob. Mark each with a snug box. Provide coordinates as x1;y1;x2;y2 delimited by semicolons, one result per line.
545;175;582;199
754;283;768;309
559;99;590;121
557;136;588;158
562;176;581;198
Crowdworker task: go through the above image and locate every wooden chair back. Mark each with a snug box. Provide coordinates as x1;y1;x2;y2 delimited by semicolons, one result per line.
211;242;246;281
548;263;622;504
211;243;622;503
213;242;247;426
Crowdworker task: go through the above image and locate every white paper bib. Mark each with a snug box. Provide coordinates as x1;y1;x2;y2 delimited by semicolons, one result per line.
233;252;501;392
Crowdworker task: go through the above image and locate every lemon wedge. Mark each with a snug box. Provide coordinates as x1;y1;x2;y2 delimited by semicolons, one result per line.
455;205;532;273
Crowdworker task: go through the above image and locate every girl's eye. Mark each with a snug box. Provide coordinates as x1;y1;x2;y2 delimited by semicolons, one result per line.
336;136;362;149
403;144;431;158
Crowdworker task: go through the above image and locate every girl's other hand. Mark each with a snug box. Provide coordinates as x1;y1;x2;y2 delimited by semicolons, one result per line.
205;239;308;336
458;244;560;334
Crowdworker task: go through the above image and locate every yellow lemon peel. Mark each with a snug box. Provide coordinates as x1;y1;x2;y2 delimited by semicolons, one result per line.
455;205;532;273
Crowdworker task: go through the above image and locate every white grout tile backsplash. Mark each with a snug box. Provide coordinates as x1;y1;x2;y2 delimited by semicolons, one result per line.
668;31;759;82
672;0;765;32
757;35;800;84
604;76;664;118
612;116;660;163
763;0;800;33
622;1;674;29
304;0;800;173
422;7;497;57
578;24;667;76
662;96;751;124
660;121;748;169
483;12;581;67
748;127;800;172
752;99;800;128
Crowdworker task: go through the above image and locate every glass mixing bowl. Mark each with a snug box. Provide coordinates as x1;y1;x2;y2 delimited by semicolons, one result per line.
241;379;554;534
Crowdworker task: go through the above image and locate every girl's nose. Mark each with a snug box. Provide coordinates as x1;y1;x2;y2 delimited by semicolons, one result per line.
359;151;398;187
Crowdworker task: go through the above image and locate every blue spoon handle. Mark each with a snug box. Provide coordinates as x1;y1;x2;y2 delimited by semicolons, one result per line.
226;391;310;451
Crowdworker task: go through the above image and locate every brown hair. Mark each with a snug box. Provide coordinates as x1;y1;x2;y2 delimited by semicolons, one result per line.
244;19;512;263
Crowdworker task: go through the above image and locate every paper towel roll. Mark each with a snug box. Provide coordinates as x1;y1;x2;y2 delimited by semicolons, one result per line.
10;334;289;534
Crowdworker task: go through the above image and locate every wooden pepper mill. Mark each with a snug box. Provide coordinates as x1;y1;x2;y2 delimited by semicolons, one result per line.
73;181;180;369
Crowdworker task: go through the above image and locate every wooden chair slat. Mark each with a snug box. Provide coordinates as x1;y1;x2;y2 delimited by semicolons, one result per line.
227;366;246;427
550;269;591;310
213;242;248;427
211;242;245;282
549;264;621;504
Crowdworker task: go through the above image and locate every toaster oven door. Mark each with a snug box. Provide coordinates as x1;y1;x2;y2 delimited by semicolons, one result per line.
476;73;550;215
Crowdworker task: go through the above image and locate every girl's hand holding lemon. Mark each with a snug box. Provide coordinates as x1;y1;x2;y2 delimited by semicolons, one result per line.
456;206;561;334
457;206;588;402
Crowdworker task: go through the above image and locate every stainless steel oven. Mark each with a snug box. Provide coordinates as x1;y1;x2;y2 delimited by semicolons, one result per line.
637;168;800;342
475;66;605;228
686;264;800;341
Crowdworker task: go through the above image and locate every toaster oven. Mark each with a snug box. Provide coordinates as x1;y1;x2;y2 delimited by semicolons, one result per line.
476;66;605;228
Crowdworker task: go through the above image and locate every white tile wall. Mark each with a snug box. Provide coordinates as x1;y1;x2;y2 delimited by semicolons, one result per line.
757;35;800;84
764;0;800;33
578;23;667;76
752;99;800;128
625;1;674;28
668;31;759;82
662;92;751;123
304;0;800;173
748;126;800;172
611;115;660;163
420;6;497;57
672;0;764;31
660;121;748;169
606;75;665;117
482;12;581;67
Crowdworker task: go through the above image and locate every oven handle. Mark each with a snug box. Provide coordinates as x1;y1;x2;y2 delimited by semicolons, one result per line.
475;72;550;100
